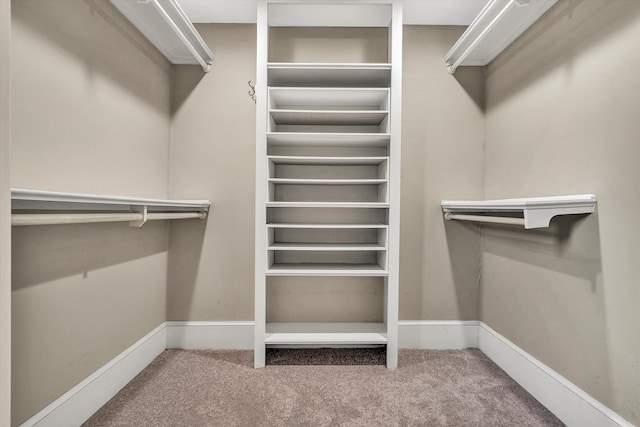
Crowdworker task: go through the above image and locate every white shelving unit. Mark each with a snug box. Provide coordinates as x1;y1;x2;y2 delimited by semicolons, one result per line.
255;1;402;369
441;194;597;229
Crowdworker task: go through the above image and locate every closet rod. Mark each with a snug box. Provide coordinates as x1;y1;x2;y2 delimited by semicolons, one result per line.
11;212;206;226
444;213;525;226
147;0;213;72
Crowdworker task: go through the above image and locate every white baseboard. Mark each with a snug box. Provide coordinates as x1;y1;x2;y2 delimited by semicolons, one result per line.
21;320;632;427
21;323;166;427
398;320;480;349
478;323;633;427
165;321;254;350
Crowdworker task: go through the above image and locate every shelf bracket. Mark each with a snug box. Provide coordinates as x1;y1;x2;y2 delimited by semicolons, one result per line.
129;205;148;227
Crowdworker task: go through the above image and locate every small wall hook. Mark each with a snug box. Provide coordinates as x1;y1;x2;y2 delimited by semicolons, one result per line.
248;81;256;103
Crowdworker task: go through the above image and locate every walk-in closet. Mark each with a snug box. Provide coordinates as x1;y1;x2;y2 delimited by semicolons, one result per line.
0;0;638;426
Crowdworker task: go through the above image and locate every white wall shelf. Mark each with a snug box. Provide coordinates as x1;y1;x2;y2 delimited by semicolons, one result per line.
444;0;558;73
441;194;597;229
266;264;388;277
267;223;387;229
269;178;386;185
109;0;214;72
11;188;210;227
265;322;388;345
266;202;389;209
267;156;389;166
267;132;390;147
269;243;386;251
268;63;392;87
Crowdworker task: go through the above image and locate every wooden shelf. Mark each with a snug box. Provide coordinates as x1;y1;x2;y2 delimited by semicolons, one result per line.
268;63;392;87
269;178;386;185
267;223;387;229
266;263;388;277
269;243;385;251
444;0;557;72
265;322;388;345
11;188;210;212
267;201;389;209
268;156;388;166
441;194;597;229
267;133;390;147
270;110;388;126
269;87;389;109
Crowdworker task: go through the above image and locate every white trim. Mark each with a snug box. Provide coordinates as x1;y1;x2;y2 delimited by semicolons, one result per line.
20;323;166;427
166;321;254;350
20;321;633;427
478;323;633;427
398;320;480;349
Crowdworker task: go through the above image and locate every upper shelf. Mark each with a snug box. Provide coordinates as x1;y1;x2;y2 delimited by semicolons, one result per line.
110;0;213;72
268;63;392;87
12;188;210;212
441;194;597;229
444;0;558;73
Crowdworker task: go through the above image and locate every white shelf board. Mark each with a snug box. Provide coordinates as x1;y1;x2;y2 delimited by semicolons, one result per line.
444;0;558;69
270;110;388;126
269;178;386;185
267;132;390;147
266;201;389;209
266;263;388;277
269;88;389;109
265;322;388;345
109;0;213;69
441;194;597;229
267;3;392;27
268;63;391;87
269;243;385;251
267;223;387;229
11;188;210;212
268;156;388;166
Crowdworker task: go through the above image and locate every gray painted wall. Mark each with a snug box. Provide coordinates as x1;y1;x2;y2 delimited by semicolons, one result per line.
483;1;640;424
10;1;171;424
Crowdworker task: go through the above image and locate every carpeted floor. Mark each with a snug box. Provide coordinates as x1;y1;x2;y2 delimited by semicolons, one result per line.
83;348;563;426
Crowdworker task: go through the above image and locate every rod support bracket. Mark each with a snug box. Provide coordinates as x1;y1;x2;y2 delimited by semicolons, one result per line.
130;205;148;227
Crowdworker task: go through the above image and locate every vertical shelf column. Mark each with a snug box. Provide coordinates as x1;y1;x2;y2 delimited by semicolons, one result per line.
254;0;268;369
385;1;402;370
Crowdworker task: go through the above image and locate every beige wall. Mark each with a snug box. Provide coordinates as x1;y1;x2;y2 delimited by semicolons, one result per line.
483;1;640;423
11;1;171;424
0;0;11;424
400;26;484;320
167;25;483;323
167;24;256;321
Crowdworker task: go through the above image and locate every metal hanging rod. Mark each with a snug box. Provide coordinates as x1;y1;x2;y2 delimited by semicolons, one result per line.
11;211;207;227
444;212;525;226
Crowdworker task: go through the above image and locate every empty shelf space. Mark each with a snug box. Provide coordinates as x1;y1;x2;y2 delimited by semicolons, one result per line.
268;156;388;166
269;178;386;185
270;110;388;126
267;223;387;229
267;202;389;209
267;132;390;147
265;322;388;345
269;243;385;251
266;263;388;276
268;62;392;87
269;87;389;110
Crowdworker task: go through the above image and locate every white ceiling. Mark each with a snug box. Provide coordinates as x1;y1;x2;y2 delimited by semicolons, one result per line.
177;0;489;26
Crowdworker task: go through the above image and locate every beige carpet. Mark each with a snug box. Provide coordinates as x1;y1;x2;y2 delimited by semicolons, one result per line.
84;349;563;426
